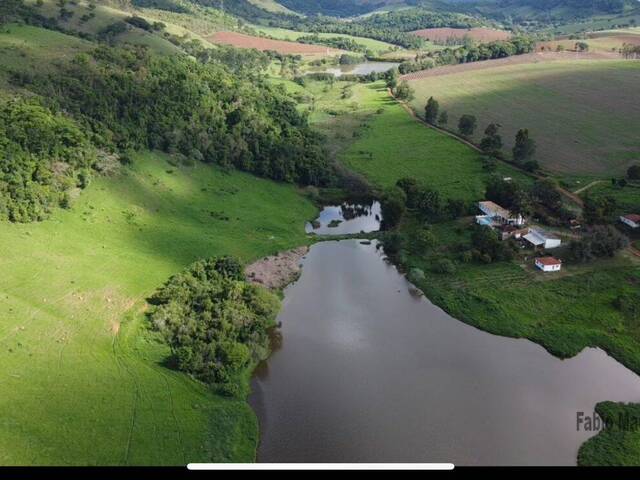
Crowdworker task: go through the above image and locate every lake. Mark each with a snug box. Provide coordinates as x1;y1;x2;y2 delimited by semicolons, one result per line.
249;240;640;465
305;201;381;235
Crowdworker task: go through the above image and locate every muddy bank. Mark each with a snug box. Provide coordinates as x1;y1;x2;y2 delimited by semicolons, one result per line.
245;246;309;290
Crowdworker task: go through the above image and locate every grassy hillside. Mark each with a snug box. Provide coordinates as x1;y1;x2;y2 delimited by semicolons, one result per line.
0;25;92;87
0;151;316;465
248;0;298;15
405;57;640;175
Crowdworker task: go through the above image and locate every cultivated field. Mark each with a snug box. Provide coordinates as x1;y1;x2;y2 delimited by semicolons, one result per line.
539;30;640;53
411;27;512;43
404;55;640;175
207;31;341;56
0;151;316;465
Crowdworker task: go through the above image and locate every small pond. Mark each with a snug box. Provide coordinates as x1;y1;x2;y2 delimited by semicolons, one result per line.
313;62;400;77
305;201;381;235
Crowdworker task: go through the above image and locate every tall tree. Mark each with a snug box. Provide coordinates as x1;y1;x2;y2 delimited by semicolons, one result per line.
424;96;439;125
512;129;536;164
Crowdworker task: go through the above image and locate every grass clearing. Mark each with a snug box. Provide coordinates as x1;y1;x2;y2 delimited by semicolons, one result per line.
405;58;640;176
0;151;316;465
341;82;529;200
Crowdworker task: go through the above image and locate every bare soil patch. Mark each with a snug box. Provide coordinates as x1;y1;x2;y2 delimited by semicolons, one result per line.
207;31;340;56
245;246;309;290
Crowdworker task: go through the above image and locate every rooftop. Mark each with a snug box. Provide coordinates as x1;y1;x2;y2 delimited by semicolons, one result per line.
478;201;511;219
623;214;640;223
536;256;562;266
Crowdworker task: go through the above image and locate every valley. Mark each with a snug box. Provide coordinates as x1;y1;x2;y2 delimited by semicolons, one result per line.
1;0;640;469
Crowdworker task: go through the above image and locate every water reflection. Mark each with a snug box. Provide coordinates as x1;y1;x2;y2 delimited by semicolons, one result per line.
312;62;401;77
250;240;640;465
306;201;381;235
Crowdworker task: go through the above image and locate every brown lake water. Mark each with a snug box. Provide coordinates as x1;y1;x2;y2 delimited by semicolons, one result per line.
249;240;640;465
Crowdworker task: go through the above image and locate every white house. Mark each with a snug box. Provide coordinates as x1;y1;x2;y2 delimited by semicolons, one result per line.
620;214;640;229
523;228;562;249
535;257;562;272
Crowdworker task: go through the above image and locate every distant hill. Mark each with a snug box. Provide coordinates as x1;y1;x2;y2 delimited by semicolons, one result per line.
272;0;638;19
275;0;416;17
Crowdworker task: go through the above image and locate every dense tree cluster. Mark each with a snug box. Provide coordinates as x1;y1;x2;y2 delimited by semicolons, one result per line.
0;100;96;222
297;34;371;55
148;257;280;390
11;45;334;188
398;36;536;74
569;225;629;262
583;195;618;224
357;8;481;33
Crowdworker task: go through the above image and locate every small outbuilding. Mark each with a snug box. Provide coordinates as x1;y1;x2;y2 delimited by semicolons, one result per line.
620;214;640;229
535;257;562;272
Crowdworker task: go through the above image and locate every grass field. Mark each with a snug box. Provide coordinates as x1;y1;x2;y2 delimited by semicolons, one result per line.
0;151;316;465
405;57;640;175
582;181;640;216
340;82;530;200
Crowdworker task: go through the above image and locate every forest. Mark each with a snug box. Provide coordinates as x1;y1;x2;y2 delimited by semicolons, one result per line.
3;39;334;221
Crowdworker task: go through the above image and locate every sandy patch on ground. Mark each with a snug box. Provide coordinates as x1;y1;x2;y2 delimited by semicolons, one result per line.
245;246;309;290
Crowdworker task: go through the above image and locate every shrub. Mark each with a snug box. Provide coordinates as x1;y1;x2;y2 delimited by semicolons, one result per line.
431;257;456;274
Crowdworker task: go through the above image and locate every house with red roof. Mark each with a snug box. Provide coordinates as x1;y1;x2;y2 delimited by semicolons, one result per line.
620;214;640;229
535;256;562;272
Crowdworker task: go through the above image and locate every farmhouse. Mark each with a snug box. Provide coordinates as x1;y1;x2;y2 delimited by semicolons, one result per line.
476;201;525;227
523;229;562;249
620;214;640;229
535;256;562;272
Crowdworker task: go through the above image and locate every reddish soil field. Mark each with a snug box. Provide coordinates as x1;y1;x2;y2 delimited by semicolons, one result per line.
400;51;617;81
411;27;512;43
207;31;340;56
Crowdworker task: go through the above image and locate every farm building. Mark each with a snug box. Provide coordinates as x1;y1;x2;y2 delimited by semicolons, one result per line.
535;257;562;272
620;214;640;229
523;229;562;249
498;224;529;241
476;201;525;227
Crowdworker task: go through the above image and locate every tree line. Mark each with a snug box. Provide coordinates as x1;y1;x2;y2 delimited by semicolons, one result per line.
398;36;536;74
423;96;539;170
